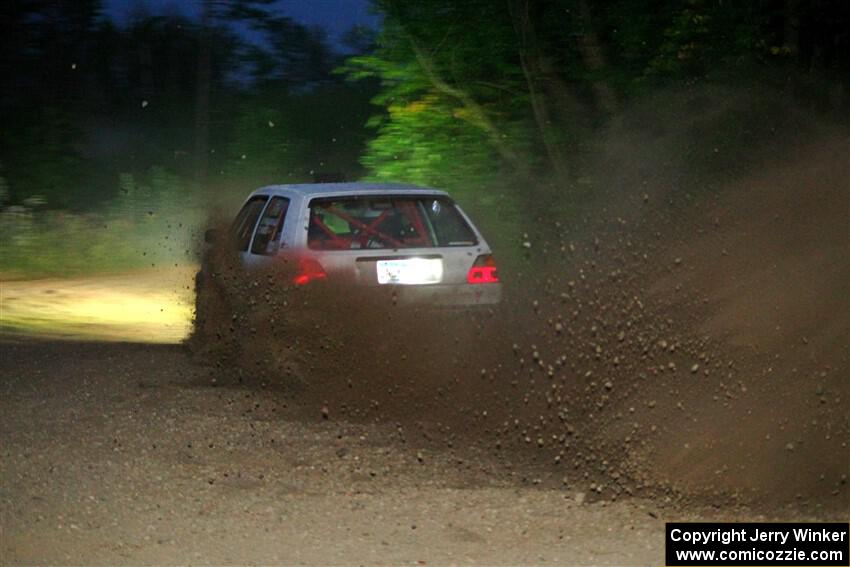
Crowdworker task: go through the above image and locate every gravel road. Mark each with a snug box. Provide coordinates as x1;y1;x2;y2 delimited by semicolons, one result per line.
0;339;802;566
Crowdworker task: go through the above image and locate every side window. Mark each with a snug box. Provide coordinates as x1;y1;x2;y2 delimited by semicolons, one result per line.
251;196;290;255
230;196;268;252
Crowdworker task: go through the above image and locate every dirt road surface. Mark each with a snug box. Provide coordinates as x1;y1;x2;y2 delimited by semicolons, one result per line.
2;339;819;566
1;267;195;343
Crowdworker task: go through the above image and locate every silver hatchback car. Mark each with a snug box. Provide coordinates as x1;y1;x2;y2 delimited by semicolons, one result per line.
224;182;501;306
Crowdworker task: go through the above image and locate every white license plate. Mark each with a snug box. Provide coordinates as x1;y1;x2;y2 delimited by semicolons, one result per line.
376;258;443;285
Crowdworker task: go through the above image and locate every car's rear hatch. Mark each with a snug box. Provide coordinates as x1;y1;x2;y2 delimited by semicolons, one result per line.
303;194;500;305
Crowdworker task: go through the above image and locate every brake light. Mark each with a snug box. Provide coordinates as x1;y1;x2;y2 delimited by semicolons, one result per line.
466;254;500;284
293;257;327;286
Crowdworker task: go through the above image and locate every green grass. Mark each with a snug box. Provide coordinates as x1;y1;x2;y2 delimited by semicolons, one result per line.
0;168;205;278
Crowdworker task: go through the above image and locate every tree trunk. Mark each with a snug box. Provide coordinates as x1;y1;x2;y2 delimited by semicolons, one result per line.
783;0;800;59
510;0;569;181
576;0;618;115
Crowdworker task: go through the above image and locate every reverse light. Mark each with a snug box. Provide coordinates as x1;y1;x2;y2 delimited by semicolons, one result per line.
293;257;327;286
466;254;500;284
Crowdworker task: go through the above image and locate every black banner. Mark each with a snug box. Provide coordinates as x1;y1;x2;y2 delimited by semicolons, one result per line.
666;522;849;566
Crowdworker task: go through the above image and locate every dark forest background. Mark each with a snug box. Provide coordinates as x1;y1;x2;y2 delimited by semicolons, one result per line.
1;0;848;275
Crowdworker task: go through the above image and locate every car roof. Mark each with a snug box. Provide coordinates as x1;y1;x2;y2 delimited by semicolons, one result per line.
250;182;450;200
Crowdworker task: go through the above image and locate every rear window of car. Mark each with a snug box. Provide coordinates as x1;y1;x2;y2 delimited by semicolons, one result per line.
307;195;477;250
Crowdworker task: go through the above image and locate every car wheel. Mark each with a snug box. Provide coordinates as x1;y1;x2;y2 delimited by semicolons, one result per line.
188;251;235;358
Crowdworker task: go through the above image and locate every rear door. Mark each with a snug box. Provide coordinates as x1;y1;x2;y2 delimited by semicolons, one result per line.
231;195;269;263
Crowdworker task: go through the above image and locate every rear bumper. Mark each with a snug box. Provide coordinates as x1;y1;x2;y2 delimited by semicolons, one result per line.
394;283;502;306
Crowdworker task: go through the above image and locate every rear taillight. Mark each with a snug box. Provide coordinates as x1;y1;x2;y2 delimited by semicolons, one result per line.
466;254;500;284
293;257;327;286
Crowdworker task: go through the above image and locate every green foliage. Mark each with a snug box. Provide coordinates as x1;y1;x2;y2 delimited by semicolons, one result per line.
350;0;848;188
342;2;535;190
220;100;301;185
600;0;811;89
214;80;377;193
0;107;88;208
362;95;503;188
642;0;750;79
0;168;204;277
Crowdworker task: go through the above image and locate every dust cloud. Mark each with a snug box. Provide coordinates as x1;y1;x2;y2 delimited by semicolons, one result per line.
191;86;849;513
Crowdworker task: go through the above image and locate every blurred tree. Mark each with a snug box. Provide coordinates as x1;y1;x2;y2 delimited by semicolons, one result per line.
348;0;848;196
0;0;103;206
344;0;536;192
1;0;846;213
